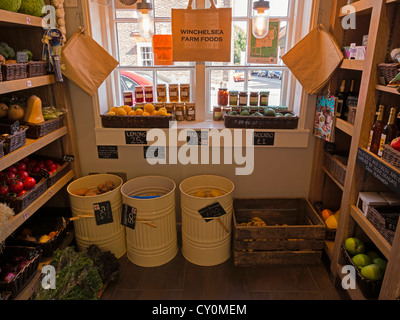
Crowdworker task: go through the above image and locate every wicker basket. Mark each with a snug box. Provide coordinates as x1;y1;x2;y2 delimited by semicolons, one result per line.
366;206;399;245
27;61;48;78
1;63;27;81
382;144;400;169
0;139;4;159
323;151;347;186
101;114;173;128
25;116;64;139
378;63;400;85
224;112;299;129
2;126;28;155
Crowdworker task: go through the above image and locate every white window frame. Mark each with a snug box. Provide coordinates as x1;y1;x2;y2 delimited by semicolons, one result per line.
137;42;153;66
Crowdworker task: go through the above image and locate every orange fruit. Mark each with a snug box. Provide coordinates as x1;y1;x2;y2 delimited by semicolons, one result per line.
144;103;155;114
110;106;119;113
322;209;334;221
107;111;116;116
128;110;137;116
117;108;128;116
122;105;132;113
143;111;151;116
151;110;158;116
136;108;144;116
158;109;168;116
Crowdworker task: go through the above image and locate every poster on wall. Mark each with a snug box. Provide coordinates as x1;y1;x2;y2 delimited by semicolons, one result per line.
313;95;337;143
153;35;174;65
247;20;280;64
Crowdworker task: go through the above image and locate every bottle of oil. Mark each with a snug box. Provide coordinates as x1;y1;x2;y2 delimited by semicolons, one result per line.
368;105;385;155
378;108;398;156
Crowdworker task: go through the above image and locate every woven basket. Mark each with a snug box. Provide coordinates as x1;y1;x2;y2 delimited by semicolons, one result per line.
2;126;28;154
25;116;64;139
382;144;400;169
224;112;299;129
378;63;400;85
27;61;48;78
366;206;399;245
0;139;4;159
1;63;27;81
101;114;173;128
323;151;347;186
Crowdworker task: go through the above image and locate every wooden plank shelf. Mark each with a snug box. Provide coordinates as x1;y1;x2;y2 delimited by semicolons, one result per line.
0;127;68;172
0;75;56;95
0;9;43;28
341;59;365;71
336;118;354;136
339;0;374;17
350;205;392;259
0;170;74;244
376;85;400;96
323;167;345;191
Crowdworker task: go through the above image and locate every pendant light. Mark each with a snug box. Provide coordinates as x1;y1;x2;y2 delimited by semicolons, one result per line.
252;0;270;39
137;0;154;39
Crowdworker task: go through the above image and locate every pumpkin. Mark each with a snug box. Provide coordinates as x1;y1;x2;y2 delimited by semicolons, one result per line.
24;95;45;124
8;104;25;121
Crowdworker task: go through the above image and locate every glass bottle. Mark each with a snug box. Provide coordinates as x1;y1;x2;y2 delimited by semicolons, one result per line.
379;107;398;156
368;105;385;155
336;80;346;118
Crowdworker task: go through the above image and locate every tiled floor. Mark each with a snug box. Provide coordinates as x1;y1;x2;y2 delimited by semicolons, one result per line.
101;246;343;300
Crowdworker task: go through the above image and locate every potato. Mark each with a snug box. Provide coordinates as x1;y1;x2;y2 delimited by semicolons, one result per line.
72;188;89;196
105;180;115;191
85;190;100;197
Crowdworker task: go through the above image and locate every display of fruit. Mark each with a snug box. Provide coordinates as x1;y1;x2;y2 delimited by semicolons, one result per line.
71;180;115;197
372;258;387;272
7;104;25;121
0;0;22;13
226;107;294;118
0;162;40;197
192;189;225;198
321;209;334;221
24;95;45;124
18;0;45;17
323;209;340;230
345;237;365;255
240;217;267;227
352;254;372;269
107;104;171;117
391;137;400;152
361;264;384;281
0;103;9;118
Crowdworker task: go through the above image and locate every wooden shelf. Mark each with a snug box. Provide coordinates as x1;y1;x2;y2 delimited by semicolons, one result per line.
339;0;374;17
336;118;354;136
0;75;56;95
376;85;400;96
323;167;345;191
0;9;43;28
0;170;74;244
350;205;391;259
0;127;68;172
341;59;365;71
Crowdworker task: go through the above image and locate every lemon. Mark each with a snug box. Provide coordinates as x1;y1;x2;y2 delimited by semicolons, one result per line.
151;110;159;116
110;106;119;113
144;103;155;114
122;105;132;113
143;111;151;116
128;110;137;116
117;108;128;116
107;111;116;116
158;109;168;116
136;108;144;116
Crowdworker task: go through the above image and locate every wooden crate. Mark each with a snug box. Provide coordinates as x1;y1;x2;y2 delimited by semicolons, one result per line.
233;198;326;266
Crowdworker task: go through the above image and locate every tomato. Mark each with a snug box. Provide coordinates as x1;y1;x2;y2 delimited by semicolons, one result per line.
18;190;28;197
21;157;30;164
45;159;54;167
0;184;9;196
27;160;37;169
31;166;41;174
6;166;17;174
16;162;27;172
46;163;57;172
5;172;16;185
17;171;29;180
23;177;36;190
9;180;24;194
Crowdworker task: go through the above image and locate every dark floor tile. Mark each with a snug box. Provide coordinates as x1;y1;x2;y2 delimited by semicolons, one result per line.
307;264;341;300
112;289;183;300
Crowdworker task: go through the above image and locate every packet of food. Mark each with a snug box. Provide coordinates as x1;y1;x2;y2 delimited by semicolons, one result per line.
388;72;400;88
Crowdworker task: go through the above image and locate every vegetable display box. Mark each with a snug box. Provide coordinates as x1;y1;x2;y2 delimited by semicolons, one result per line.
0;246;42;298
224;112;299;129
101;113;173;128
25;116;64;139
233;198;326;266
1;126;28;155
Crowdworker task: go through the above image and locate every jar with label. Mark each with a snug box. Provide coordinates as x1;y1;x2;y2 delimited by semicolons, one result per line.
250;92;259;106
218;88;228;106
213;106;223;121
222;106;231;118
185;103;196;121
229;91;238;106
154;103;165;111
175;103;185;121
164;103;175;118
259;91;270;106
180;84;190;103
169;84;179;102
157;84;167;103
239;92;248;106
123;91;134;106
144;86;154;103
135;86;144;103
231;106;241;114
135;103;145;111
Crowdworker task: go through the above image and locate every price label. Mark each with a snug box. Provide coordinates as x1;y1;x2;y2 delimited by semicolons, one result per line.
198;202;226;222
63;155;75;163
125;131;147;145
253;132;275;146
121;204;137;230
26;17;31;24
98;146;119;159
26;80;32;88
93;201;114;226
23;211;29;220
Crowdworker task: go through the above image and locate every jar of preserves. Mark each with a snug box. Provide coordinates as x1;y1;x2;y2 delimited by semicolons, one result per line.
249;92;259;106
239;92;248;106
134;86;144;103
164;103;175;119
222;106;231;119
213;106;223;121
175;103;185;121
229;91;238;106
123;91;134;106
169;84;179;102
180;84;190;103
231;106;241;114
185;103;196;121
218;88;228;106
144;86;154;103
154;103;165;111
259;91;270;106
157;84;167;103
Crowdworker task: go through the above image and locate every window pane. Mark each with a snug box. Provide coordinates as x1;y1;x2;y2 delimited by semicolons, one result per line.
157;70;191;85
278;21;287;64
119;70;154;105
154;0;189;18
215;0;248;17
155;22;171;34
115;10;137;19
247;69;282;106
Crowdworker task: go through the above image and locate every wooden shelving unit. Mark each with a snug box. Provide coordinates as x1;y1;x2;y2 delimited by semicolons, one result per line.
309;0;400;300
0;75;56;95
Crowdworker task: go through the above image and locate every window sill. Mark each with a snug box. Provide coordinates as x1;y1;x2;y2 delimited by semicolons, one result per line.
94;121;310;148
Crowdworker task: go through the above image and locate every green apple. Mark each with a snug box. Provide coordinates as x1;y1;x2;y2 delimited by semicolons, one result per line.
352;254;372;269
367;251;380;259
373;258;388;272
345;237;365;256
361;264;384;281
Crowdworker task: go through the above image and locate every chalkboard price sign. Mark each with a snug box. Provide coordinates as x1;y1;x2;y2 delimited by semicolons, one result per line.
93;201;114;226
63;155;75;163
121;204;137;230
98;146;119;159
125;131;147;145
253;132;275;146
187;130;209;146
198;202;226;222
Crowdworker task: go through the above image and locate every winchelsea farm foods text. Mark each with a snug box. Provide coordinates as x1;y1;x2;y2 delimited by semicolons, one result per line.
180;29;225;42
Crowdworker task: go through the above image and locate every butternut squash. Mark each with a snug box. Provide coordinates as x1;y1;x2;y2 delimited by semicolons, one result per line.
24;95;45;124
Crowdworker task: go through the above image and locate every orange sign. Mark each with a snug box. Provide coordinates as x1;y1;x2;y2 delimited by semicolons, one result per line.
153;35;173;65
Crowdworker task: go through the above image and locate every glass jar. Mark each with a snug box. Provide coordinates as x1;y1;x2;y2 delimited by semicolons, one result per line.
222;106;231;119
249;92;259;106
175;103;185;121
164;103;175;118
239;92;248;106
123;91;134;106
218;88;229;106
185;103;196;121
169;84;179;102
154;103;165;111
134;86;144;103
213;106;223;121
144;86;154;103
180;84;190;103
259;91;270;106
231;106;241;114
229;91;238;106
157;84;167;103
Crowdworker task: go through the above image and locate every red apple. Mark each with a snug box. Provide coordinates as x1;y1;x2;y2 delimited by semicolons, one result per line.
391;137;400;152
